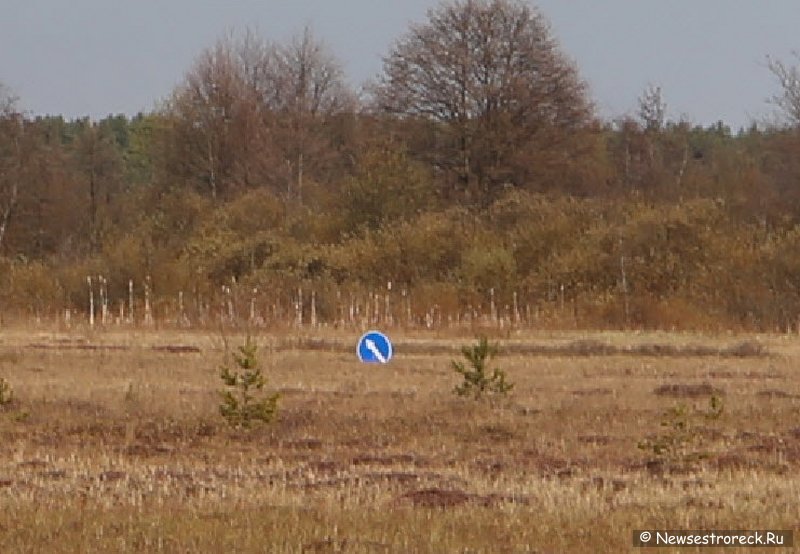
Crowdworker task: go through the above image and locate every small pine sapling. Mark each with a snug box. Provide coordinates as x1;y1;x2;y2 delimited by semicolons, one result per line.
638;394;724;470
219;337;279;428
452;336;513;398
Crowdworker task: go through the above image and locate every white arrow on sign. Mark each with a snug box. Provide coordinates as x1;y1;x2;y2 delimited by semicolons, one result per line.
365;338;387;363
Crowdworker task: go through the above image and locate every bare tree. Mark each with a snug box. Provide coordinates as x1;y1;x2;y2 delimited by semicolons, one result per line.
168;36;254;199
260;27;354;202
165;29;353;202
374;0;593;204
767;53;800;127
619;86;691;196
638;84;666;133
164;33;291;200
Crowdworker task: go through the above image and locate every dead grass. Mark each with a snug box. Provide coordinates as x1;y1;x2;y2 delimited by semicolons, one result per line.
0;326;797;552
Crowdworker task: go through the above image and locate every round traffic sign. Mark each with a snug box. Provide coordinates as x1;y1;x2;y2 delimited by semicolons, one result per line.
357;330;393;364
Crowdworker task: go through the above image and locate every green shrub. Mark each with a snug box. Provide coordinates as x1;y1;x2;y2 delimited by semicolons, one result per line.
452;336;513;398
219;337;279;428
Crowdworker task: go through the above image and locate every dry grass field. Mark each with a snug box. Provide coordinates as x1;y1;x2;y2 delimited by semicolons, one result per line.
0;325;798;552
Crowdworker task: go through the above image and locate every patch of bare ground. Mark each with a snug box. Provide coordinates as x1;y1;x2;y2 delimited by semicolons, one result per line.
27;342;130;352
302;538;391;553
577;434;613;445
706;370;786;380
351;453;427;467
395;487;530;508
151;345;202;354
26;342;201;354
652;382;724;397
756;389;798;399
572;387;612;396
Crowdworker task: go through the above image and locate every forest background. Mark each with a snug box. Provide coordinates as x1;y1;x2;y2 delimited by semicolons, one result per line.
3;0;800;332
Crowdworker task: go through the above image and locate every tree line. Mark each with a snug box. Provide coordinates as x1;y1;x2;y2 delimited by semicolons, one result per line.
2;0;800;331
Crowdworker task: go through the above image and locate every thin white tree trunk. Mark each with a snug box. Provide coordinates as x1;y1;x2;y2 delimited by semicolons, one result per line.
0;199;14;249
0;131;21;251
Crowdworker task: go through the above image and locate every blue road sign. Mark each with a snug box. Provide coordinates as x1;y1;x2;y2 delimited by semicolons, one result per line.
357;330;393;364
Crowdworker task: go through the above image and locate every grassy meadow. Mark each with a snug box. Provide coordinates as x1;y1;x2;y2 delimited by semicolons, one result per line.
0;325;798;552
